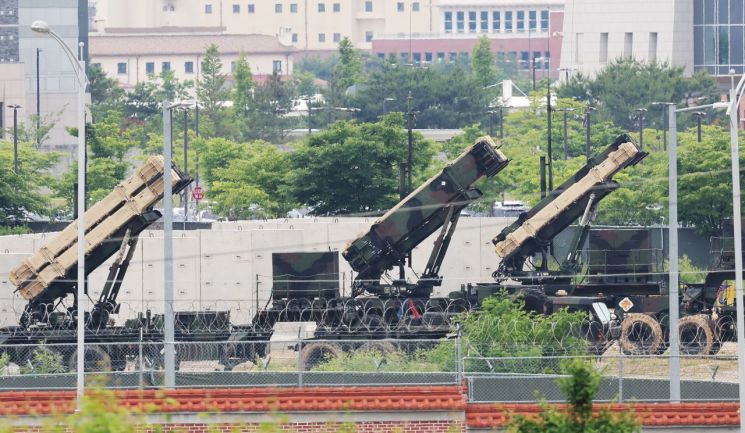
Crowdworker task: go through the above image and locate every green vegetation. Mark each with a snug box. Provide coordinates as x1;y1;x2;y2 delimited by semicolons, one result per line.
20;342;67;374
506;359;641;433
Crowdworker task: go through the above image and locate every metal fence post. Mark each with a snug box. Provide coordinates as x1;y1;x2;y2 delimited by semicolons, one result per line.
618;349;624;403
297;328;303;387
455;324;463;384
138;328;144;390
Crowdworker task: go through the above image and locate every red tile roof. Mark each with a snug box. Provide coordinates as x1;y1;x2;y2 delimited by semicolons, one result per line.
0;387;739;427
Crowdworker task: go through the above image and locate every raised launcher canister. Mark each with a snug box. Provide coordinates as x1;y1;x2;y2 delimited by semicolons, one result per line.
493;134;646;269
8;156;191;305
343;136;509;296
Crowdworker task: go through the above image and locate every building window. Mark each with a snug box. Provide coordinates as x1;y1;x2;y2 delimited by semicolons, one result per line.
318;3;325;12
333;2;340;12
468;11;477;32
540;10;549;31
233;4;240;13
185;61;194;73
456;11;465;33
146;62;155;74
444;11;452;33
505;11;512;33
529;10;536;31
437;52;445;62
480;11;488;32
365;31;373;42
449;52;457;62
319;33;325;42
401;52;409;62
117;62;127;74
273;60;282;73
411;52;420;65
516;10;524;32
648;32;658;62
412;2;420;12
333;33;341;42
624;32;633;58
520;51;529;69
231;61;236;71
425;52;432;62
542;51;550;69
377;52;385;59
575;32;583;64
162;61;171;72
397;2;404;12
599;32;608;64
248;4;255;13
205;3;212;13
275;3;282;13
492;11;500;32
290;3;297;12
292;33;298;43
365;1;372;12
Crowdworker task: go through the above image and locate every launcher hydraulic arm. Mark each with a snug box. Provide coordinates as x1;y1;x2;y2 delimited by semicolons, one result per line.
492;134;646;284
8;156;191;329
343;136;509;298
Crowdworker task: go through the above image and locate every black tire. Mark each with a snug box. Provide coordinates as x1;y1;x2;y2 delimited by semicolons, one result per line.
678;314;715;356
620;313;663;355
68;345;112;372
299;342;342;371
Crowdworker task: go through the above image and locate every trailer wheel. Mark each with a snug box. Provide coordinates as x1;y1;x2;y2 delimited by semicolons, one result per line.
300;342;342;371
68;345;112;372
678;314;715;356
620;313;663;355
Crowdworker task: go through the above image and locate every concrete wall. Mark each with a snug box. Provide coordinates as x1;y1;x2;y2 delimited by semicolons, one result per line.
0;217;514;327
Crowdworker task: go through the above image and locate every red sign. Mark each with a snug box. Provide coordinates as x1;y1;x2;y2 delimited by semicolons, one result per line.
192;186;204;201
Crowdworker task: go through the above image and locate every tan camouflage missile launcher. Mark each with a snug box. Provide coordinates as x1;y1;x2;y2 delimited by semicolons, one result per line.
8;156;191;328
343;136;509;298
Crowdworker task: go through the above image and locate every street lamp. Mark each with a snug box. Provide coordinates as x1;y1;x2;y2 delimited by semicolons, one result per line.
584;105;595;161
635;108;647;151
692;111;705;143
31;19;88;406
651;102;671;150
725;73;745;433
668;100;728;405
8;104;20;174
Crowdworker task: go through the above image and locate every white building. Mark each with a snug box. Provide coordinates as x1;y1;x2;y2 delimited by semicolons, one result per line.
559;0;693;79
89;31;296;89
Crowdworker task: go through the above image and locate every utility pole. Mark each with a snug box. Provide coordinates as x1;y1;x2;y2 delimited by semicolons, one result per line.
546;83;553;191
693;111;705;143
406;92;415;194
499;105;504;139
555;108;575;160
584;105;594;161
36;48;41;147
9;104;20;174
487;109;496;137
195;102;200;137
307;97;312;134
635;108;647;151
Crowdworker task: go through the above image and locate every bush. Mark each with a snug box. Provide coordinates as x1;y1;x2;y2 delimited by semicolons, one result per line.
20;343;67;374
506;358;641;433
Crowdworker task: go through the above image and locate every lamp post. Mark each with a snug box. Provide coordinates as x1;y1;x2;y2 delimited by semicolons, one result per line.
36;48;41;147
669;100;728;405
635;108;647;151
31;19;88;407
406;92;415;194
726;74;745;433
652;102;670;150
8;104;20;174
486;108;496;137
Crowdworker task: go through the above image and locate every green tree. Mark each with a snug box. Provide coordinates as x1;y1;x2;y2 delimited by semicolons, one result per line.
472;36;497;88
0;139;58;224
288;114;437;215
198;44;230;137
247;72;295;142
87;63;125;107
506;358;640;433
232;52;255;117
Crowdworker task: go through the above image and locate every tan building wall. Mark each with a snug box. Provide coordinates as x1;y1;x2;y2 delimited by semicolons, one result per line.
91;0;441;51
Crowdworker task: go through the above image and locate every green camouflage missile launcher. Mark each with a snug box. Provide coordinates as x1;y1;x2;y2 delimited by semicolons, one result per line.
343;136;509;297
272;252;340;301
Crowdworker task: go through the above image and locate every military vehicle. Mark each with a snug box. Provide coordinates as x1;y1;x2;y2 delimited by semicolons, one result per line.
1;157;269;372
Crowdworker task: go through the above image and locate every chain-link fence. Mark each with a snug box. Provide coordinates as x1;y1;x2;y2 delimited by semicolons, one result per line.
0;338;459;390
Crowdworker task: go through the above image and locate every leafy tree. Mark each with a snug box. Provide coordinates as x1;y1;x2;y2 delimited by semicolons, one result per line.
506;358;640;433
0;139;58;224
87;63;125;107
334;37;363;91
288;114;437;215
208;141;295;219
246;72;295;142
20;342;66;374
232;52;255;117
472;36;498;88
295;54;339;81
198;44;230;137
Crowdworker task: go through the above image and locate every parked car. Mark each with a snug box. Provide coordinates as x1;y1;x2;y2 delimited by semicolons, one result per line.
492;200;528;217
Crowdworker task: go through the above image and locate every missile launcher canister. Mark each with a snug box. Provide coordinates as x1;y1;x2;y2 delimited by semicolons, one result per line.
8;156;191;305
343;136;509;290
492;134;646;273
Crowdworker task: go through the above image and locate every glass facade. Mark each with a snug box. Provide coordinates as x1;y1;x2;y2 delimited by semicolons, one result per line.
694;0;745;74
441;8;548;34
